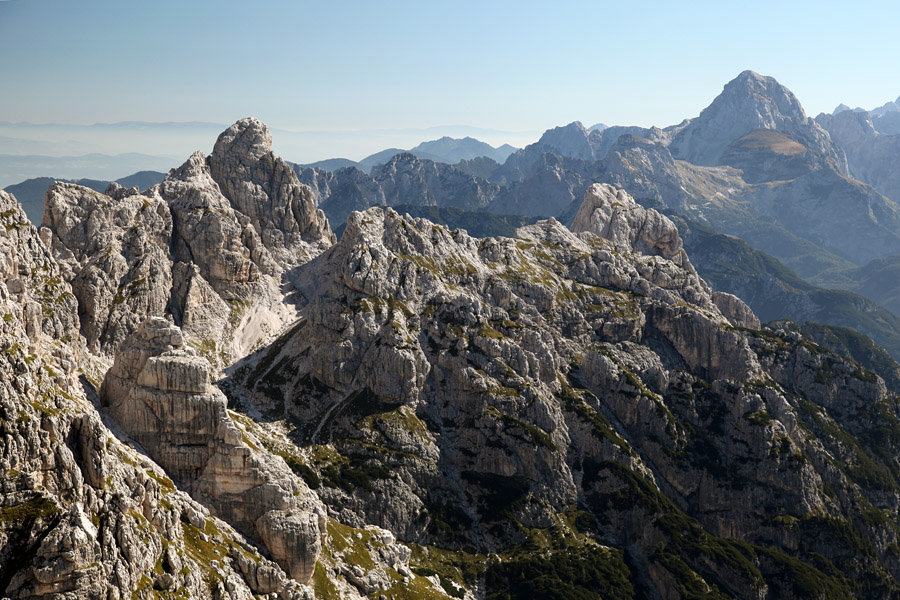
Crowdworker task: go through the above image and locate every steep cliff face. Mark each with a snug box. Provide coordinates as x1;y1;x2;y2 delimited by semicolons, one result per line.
99;317;326;584
372;153;499;213
225;184;900;597
817;109;900;206
0;190;80;350
669;70;847;172
295;164;386;226
207;118;334;268
40;118;336;367
0;192;319;600
295;153;501;228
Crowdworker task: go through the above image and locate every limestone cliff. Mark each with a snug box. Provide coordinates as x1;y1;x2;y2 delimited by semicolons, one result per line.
100;317;325;584
226;184;900;596
0;191;317;600
40;118;336;368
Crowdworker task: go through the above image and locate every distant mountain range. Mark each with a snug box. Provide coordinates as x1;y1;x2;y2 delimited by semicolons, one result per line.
302;136;517;173
9;72;900;367
287;70;900;362
0;120;537;179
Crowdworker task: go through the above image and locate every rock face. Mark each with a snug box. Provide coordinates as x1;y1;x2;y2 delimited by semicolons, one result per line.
489;152;606;217
224;183;900;597
373;153;499;212
295;164;386;226
817;108;900;206
40;118;335;366
100;317;325;584
0;192;317;600
669;70;848;172
571;183;698;273
208;118;333;268
295;153;500;228
0;190;80;348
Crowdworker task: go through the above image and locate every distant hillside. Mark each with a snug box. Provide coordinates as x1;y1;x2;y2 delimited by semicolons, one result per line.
410;136;516;164
0;152;174;189
674;214;900;360
817;254;900;317
301;158;359;171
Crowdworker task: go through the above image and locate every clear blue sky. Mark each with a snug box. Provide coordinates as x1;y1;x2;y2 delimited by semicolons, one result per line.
1;0;897;136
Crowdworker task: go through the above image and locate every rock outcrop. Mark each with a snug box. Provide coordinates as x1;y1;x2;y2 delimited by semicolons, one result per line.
0;191;316;600
208;118;334;268
0;190;80;349
100;317;325;584
40;118;336;367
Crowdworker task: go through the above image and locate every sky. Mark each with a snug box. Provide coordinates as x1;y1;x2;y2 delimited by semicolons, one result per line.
1;0;899;163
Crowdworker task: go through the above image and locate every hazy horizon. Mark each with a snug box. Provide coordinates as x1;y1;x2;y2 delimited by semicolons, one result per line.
3;0;900;185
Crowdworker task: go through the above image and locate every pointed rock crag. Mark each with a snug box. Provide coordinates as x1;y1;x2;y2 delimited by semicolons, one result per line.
41;118;335;365
208;117;334;267
0;190;80;348
570;183;759;330
101;317;325;584
571;183;697;271
669;70;847;171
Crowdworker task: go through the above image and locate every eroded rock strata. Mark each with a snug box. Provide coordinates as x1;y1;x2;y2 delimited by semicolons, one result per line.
100;317;325;584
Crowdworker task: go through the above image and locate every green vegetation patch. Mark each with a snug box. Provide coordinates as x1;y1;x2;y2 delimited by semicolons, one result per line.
0;497;59;523
487;405;554;450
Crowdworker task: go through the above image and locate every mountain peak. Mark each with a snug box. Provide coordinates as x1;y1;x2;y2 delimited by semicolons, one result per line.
722;70;797;106
536;121;596;160
669;71;847;171
211;117;273;162
733;69;765;83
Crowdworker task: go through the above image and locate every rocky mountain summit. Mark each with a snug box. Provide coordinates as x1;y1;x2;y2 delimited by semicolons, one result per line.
7;118;900;599
669;70;847;172
39;117;334;366
100;317;326;584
